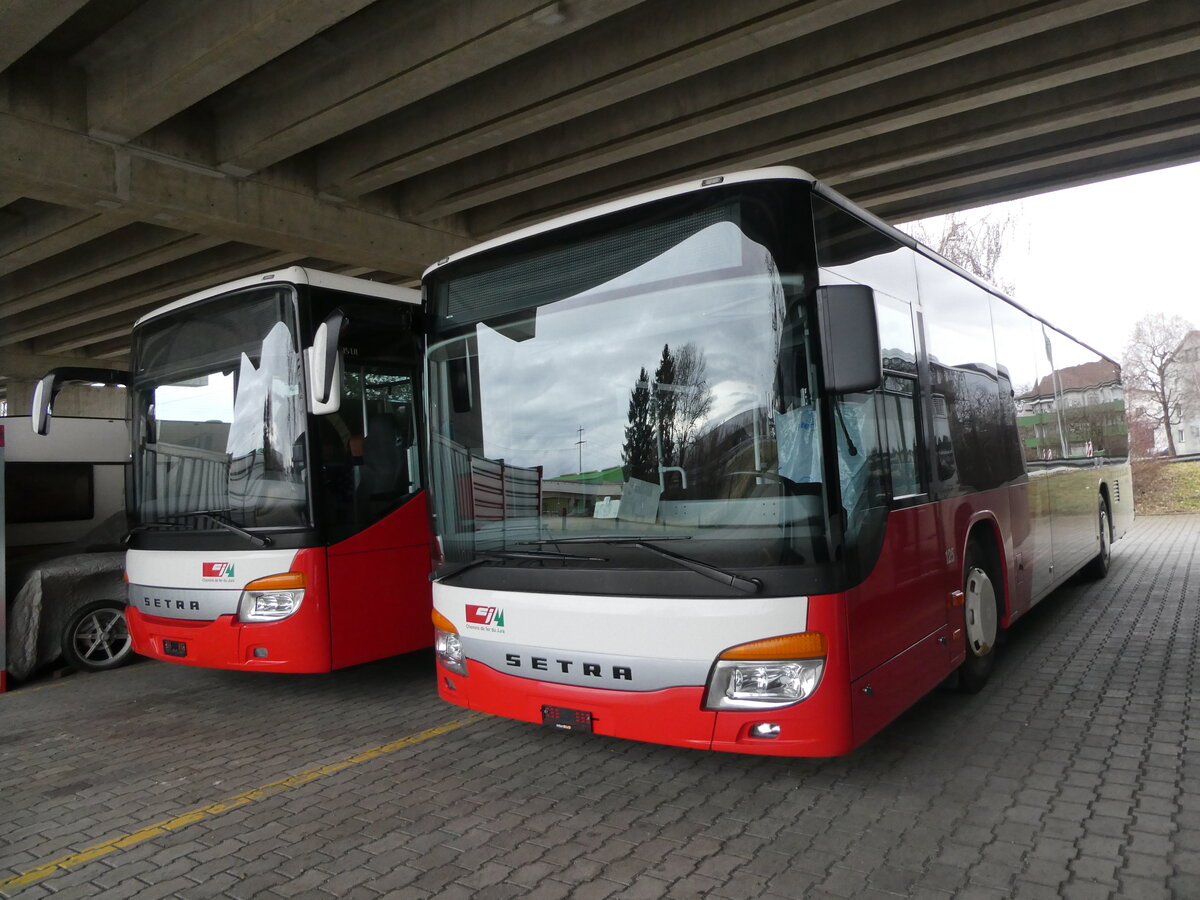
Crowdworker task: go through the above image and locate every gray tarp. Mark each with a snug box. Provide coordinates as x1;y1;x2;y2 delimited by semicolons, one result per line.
6;551;126;681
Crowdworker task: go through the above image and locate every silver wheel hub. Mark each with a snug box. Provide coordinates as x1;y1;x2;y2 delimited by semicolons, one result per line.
964;565;997;657
74;608;131;663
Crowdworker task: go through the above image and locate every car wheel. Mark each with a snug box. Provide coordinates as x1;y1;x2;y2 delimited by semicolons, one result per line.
61;600;135;672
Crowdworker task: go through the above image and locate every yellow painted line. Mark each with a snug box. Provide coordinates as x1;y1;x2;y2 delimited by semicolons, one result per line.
0;681;67;698
0;713;484;894
1;661;165;700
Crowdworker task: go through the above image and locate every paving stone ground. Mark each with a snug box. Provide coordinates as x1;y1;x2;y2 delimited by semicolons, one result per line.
1;513;1196;899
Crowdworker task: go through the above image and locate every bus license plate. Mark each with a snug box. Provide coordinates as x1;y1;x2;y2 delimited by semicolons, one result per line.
163;640;187;658
541;705;592;733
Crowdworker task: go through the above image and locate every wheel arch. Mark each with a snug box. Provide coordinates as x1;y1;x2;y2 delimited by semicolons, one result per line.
962;513;1010;627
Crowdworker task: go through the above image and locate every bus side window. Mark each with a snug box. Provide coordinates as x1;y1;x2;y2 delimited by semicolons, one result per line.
873;295;924;501
835;392;887;521
880;376;923;499
319;365;418;538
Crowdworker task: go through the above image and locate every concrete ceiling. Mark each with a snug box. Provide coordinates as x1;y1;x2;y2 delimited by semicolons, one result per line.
3;0;1200;400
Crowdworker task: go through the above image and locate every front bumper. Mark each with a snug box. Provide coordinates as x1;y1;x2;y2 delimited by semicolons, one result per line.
126;605;332;672
435;656;854;757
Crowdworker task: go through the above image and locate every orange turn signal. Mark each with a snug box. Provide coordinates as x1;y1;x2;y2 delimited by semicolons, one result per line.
719;632;826;660
432;609;458;634
243;572;306;591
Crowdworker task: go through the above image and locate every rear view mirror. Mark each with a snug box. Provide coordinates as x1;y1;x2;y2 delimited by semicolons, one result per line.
307;309;348;414
448;355;474;413
816;285;882;394
32;367;130;435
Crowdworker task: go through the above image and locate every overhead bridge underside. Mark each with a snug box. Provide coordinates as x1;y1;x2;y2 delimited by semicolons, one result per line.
2;0;1198;401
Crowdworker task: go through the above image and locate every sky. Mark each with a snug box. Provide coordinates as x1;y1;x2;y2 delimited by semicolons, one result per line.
903;160;1200;362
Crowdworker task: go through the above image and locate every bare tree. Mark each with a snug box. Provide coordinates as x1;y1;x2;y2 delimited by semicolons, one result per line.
1122;313;1195;456
668;342;714;467
903;209;1017;294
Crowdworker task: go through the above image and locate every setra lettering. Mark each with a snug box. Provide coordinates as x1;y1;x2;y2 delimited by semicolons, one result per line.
502;653;633;682
142;597;201;611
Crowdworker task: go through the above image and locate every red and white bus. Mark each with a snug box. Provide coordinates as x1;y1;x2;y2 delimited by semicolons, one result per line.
423;167;1133;756
34;268;432;672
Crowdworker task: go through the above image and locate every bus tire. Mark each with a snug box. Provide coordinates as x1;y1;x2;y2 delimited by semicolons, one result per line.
61;600;135;673
958;541;1002;693
1082;497;1111;580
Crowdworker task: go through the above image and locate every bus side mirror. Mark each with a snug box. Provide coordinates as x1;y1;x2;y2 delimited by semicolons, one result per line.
307;309;348;414
816;284;882;394
32;367;130;435
31;373;56;435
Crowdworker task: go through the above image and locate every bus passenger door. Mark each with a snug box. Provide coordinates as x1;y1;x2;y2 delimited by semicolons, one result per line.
843;298;950;686
318;366;432;667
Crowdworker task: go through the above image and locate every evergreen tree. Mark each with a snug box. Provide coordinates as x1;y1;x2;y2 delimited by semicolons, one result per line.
653;344;677;468
621;367;656;482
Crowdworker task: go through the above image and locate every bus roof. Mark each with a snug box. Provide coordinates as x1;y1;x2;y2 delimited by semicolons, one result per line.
135;267;419;328
422;166;820;278
423;166;1118;369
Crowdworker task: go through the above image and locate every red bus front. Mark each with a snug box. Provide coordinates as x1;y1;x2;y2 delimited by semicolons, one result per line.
423;169;1131;755
124;269;432;672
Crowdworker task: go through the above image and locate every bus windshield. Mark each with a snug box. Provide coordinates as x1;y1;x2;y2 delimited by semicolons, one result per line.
131;287;309;530
427;189;833;577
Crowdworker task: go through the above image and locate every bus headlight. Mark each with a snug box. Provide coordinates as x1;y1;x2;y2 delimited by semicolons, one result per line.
704;632;826;710
433;609;467;675
238;573;306;622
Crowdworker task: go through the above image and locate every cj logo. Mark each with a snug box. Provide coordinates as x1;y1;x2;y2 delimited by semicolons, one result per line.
465;605;504;627
202;562;235;578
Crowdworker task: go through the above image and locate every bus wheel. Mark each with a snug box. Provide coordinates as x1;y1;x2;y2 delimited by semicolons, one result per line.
61;601;135;673
958;543;1001;693
1083;498;1111;580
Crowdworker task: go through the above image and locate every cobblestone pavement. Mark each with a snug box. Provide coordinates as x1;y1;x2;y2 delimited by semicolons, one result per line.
1;514;1196;899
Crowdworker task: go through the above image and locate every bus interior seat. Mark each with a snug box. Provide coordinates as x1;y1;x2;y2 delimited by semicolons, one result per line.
359;412;409;511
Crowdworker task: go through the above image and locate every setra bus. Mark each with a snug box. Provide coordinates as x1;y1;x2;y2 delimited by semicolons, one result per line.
33;268;431;672
422;167;1133;756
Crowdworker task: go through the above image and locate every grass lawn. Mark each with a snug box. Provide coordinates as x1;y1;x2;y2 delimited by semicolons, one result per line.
1132;459;1200;514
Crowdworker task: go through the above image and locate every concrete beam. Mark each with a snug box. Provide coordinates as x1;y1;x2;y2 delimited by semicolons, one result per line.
85;342;135;364
464;1;1190;236
0;350;109;381
316;0;905;197
213;0;642;175
0;225;224;321
397;0;1149;222
0;203;139;272
74;0;376;142
869;138;1200;225
0;244;303;347
818;60;1200;187
0;0;90;72
38;316;157;355
849;105;1200;215
0;111;469;274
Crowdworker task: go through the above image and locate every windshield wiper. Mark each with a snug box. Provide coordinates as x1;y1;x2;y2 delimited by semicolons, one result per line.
129;509;271;548
434;548;606;581
529;537;761;594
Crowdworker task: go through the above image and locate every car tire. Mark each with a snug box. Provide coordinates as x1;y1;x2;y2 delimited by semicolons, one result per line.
61;600;135;672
